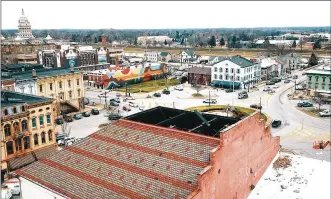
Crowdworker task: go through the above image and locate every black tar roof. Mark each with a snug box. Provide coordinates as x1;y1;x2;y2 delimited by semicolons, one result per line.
125;106;240;138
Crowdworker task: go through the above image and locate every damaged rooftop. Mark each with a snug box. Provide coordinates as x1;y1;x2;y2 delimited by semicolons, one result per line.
124;106;241;138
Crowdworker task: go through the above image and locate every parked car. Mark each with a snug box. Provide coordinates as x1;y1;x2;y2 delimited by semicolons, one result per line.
175;85;184;91
55;118;64;125
129;102;139;107
225;88;234;93
203;99;217;104
162;89;170;94
272;78;281;83
63;114;73;122
272;120;282;128
123;105;131;111
266;81;275;85
73;114;82;120
56;134;66;142
319;110;331;117
297;101;313;107
284;79;291;83
273;85;279;89
58;136;76;146
154;92;161;97
116;93;122;97
124;96;135;100
263;87;271;92
139;105;146;111
250;104;262;109
238;93;248;99
82;111;90;117
3;178;20;195
109;101;120;107
293;75;298;79
302;72;306;75
110;98;121;103
91;108;99;115
108;113;122;120
268;90;276;94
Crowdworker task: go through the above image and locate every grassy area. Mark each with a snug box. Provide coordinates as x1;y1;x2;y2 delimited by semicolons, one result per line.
117;78;179;93
297;107;324;118
185;105;267;121
192;93;204;97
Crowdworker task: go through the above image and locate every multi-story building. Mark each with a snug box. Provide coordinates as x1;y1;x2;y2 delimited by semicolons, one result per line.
77;46;98;66
1;67;85;113
211;56;261;89
37;49;61;68
1;91;58;181
277;53;301;72
108;48;124;64
259;58;284;81
17;9;34;39
306;63;331;97
187;67;212;86
145;51;159;62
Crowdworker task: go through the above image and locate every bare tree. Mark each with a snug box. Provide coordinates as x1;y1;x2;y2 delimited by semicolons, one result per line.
61;122;72;138
194;84;203;94
267;44;291;56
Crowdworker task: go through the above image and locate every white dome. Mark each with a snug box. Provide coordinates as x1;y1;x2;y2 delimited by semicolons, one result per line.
14;35;23;41
1;35;5;40
45;34;53;40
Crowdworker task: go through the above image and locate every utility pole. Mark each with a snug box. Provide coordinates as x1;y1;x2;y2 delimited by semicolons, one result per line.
208;90;211;107
104;91;108;108
259;97;262;114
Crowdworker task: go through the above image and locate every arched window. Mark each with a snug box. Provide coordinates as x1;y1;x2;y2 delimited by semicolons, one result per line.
4;124;11;137
24;136;30;149
41;132;46;144
13;107;17;114
21;105;26;112
34;134;39;146
4;109;9;115
48;130;53;142
13;122;20;133
21;120;28;131
6;141;14;155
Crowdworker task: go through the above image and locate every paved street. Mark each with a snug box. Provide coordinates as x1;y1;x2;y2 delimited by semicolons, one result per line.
77;70;331;161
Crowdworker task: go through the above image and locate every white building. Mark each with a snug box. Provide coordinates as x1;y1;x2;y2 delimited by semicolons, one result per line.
260;58;283;80
211;56;261;89
137;36;172;45
145;52;160;62
17;9;34;39
277;53;301;71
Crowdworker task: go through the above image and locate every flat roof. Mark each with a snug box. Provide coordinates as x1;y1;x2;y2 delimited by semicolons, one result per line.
125;106;240;138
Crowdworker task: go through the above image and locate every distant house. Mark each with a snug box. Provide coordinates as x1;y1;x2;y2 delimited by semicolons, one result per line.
255;40;299;48
187;66;211;86
159;52;172;62
259;58;283;81
277;53;301;72
180;50;199;63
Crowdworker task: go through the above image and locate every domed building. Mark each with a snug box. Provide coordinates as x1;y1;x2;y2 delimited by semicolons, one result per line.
17;8;34;39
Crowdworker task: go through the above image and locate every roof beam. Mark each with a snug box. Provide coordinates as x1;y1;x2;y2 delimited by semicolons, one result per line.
156;112;186;125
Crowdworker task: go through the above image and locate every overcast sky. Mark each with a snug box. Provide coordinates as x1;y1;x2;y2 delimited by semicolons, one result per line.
2;1;330;29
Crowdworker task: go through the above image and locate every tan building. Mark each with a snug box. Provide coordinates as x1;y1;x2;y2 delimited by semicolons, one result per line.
1;91;58;181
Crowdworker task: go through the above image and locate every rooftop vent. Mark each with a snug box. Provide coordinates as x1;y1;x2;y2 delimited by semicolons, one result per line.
70;64;75;73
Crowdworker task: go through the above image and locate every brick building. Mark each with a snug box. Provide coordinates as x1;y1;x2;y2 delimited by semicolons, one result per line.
15;106;279;199
188;67;212;86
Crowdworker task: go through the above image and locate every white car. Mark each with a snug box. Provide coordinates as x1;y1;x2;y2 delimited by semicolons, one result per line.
319;110;331;117
263;87;271;92
3;178;20;195
1;186;12;199
273;85;279;89
139;105;146;111
125;96;135;100
129;102;138;107
175;85;184;91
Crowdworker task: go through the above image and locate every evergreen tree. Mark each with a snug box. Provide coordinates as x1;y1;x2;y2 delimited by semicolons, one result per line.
263;37;270;49
291;40;297;49
208;35;216;47
181;38;185;45
313;40;321;49
164;39;168;46
231;36;237;48
94;37;98;43
220;38;225;48
134;38;138;46
308;53;318;66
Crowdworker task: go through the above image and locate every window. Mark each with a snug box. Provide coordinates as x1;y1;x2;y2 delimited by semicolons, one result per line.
21;105;26;112
322;77;326;83
13;122;20;133
49;83;53;91
4;109;8;115
22;120;28;131
32;118;37;128
76;79;80;86
4;124;11;136
315;76;319;81
39;116;44;126
69;91;72;99
6;142;14;155
219;75;223;80
48;130;53;142
41;132;46;144
13;107;17;114
68;80;71;87
231;68;234;73
214;67;217;72
236;76;240;81
214;74;217;79
219;68;223;73
28;85;33;94
308;76;312;81
46;115;51;124
225;68;228;73
39;85;43;92
237;69;240;74
34;134;39;146
225;75;229;80
322;85;325;90
24;136;30;149
16;138;22;152
77;89;81;97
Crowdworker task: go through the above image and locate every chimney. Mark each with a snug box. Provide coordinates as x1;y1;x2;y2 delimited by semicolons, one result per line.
32;69;37;78
70;64;75;73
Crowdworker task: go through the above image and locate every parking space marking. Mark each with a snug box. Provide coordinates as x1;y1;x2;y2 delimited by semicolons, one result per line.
279;126;330;142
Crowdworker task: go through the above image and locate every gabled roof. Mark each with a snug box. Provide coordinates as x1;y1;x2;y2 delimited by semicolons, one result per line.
213;55;255;68
188;67;212;75
160;52;169;57
15;117;221;199
1;90;54;107
183;50;194;56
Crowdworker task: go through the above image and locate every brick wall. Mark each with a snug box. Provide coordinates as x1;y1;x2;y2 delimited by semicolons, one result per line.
191;112;280;199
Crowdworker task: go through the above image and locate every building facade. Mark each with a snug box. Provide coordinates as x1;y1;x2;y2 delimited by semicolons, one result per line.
108;48;124;64
277;53;301;72
306;63;331;97
211;56;261;89
187;67;212;85
17;9;34;39
1;91;57;181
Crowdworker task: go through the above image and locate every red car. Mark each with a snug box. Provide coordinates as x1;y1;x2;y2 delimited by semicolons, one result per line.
123;105;131;111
